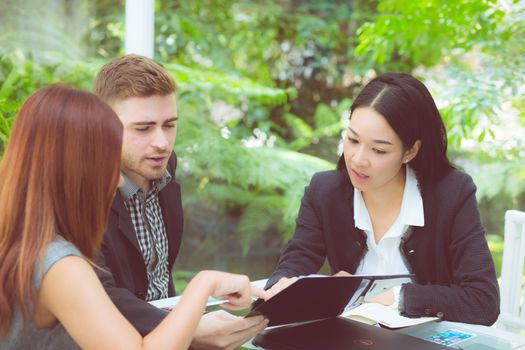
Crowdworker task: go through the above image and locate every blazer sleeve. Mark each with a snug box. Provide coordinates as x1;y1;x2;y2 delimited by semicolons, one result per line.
266;173;327;288
402;174;500;325
95;250;168;336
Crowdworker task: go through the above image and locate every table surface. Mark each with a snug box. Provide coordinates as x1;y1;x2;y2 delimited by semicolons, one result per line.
449;321;525;343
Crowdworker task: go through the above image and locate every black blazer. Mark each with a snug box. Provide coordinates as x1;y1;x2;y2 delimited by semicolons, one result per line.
97;153;183;335
267;169;500;325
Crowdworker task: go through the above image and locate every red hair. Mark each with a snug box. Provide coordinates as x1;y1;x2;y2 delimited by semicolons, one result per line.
0;85;123;334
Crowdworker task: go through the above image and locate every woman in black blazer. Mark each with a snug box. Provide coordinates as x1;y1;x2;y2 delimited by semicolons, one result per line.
266;73;500;325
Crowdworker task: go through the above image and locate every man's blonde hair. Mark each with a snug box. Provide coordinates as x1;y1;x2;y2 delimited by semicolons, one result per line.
93;54;176;103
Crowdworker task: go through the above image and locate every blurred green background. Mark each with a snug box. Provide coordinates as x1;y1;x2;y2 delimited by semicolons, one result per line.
1;0;524;292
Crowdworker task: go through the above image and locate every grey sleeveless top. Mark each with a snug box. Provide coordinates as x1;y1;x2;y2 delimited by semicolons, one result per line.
0;236;82;349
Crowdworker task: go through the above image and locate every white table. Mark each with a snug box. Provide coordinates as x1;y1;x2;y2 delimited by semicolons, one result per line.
445;321;525;345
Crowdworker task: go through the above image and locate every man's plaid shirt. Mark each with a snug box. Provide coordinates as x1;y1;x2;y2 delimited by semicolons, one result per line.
119;171;172;301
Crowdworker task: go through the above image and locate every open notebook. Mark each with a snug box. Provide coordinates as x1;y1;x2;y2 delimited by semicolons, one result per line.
342;302;438;328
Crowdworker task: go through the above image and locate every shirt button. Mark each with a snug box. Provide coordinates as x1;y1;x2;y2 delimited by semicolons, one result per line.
436;312;444;318
408;249;415;256
424;308;432;315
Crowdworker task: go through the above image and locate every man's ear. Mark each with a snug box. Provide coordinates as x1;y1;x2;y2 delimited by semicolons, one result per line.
404;140;421;163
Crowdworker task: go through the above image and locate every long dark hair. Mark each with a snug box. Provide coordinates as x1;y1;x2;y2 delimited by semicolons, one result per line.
338;72;454;190
0;85;123;334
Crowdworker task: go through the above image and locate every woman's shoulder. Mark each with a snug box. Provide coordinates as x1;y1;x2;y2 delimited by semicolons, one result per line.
34;236;82;289
424;169;477;204
434;168;475;191
44;236;82;265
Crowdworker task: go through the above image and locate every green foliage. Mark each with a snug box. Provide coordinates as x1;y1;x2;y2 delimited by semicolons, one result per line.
164;63;295;105
0;0;90;60
355;0;524;150
155;0;281;84
487;234;503;276
84;0;125;57
355;0;504;69
284;98;351;151
471;160;525;200
0;99;19;153
153;1;363;84
0;50;103;150
175;94;333;253
172;269;196;293
438;66;505;149
0;51;99;100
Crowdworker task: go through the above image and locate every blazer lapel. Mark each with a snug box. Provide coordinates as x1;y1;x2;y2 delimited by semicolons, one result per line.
158;180;182;267
112;191;142;252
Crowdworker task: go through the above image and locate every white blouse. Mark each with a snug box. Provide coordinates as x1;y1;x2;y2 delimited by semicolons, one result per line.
354;165;425;277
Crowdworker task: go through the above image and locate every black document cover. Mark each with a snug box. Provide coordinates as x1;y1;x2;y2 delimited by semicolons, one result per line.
247;276;362;327
246;274;413;327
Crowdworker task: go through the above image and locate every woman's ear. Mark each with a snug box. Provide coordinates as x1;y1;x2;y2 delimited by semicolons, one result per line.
404;140;421;163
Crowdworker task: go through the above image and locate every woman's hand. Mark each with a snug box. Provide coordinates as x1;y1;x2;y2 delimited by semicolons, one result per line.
206;271;270;310
265;271;351;300
333;270;351;277
367;288;395;306
332;271;395;306
264;276;298;300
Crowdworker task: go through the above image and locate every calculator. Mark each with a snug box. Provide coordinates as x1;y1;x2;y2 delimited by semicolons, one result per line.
424;328;476;346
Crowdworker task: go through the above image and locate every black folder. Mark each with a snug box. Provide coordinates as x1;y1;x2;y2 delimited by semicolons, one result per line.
246;274;413;327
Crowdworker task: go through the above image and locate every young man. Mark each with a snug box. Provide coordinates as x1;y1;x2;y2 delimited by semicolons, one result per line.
93;54;267;349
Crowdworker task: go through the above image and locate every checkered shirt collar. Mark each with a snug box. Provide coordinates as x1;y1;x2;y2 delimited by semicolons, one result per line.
119;170;172;200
